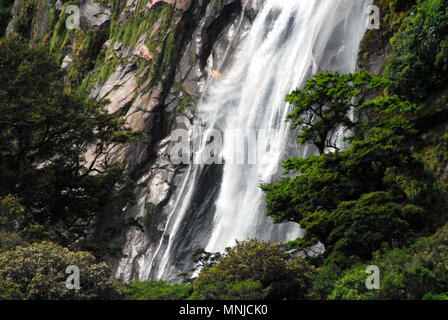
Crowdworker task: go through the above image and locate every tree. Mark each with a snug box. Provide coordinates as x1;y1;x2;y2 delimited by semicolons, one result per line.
263;131;440;266
285;71;387;154
0;241;124;299
0;36;142;246
263;88;444;267
192;240;317;300
191;248;221;272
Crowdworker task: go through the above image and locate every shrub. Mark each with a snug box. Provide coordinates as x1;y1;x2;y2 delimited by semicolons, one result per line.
0;242;123;300
192;240;317;300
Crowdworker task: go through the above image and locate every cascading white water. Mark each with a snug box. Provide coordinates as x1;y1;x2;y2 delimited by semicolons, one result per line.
119;0;372;281
204;0;372;252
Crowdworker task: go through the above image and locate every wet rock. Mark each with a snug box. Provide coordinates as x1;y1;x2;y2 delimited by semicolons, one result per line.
145;0;193;12
80;0;112;30
61;54;73;69
55;0;63;11
244;0;264;22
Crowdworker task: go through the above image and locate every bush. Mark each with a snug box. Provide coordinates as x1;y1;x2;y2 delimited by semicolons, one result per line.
192;240;317;300
326;249;437;300
372;225;448;299
0;242;123;300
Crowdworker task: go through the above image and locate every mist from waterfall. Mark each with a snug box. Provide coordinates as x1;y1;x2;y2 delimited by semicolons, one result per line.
118;0;372;281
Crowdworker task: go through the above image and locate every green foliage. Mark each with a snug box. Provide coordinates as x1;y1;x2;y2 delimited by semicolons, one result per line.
49;2;70;56
307;264;343;300
263;71;446;268
369;227;448;299
326;248;420;300
423;293;448;300
385;0;448;102
262;131;440;266
124;280;192;300
314;223;448;300
0;278;23;299
65;29;110;90
189;280;269;300
328;265;375;300
414;223;448;280
0;241;124;300
0;36;142;246
324;192;424;266
192;240;317;300
285;71;388;154
0;194;26;232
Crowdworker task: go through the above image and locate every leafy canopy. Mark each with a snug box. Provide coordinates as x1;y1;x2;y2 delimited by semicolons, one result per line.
263;71;445;268
192;240;317;300
0;241;123;300
0;36;142;246
325;223;448;300
285;71;388;154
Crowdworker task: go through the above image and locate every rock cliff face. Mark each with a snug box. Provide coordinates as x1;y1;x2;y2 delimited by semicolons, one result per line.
357;0;415;75
5;0;264;280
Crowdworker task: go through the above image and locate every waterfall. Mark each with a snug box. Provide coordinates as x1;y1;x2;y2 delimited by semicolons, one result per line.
118;0;372;281
203;0;372;253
